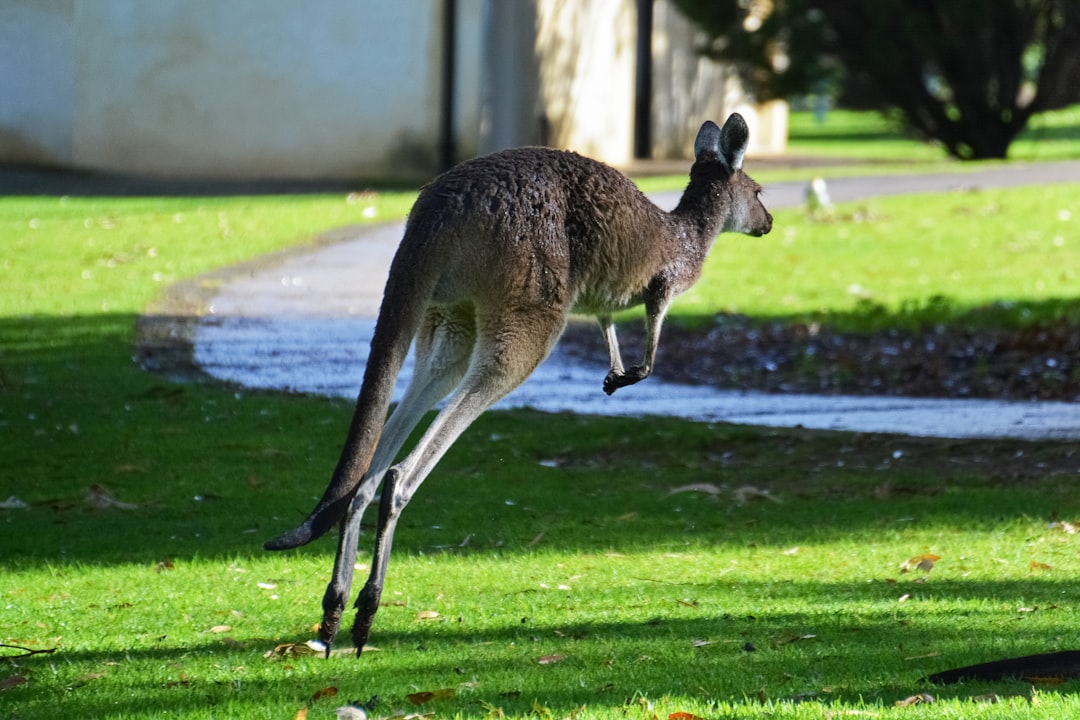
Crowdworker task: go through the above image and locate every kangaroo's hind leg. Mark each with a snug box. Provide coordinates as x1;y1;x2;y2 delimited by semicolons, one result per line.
321;305;476;650
351;305;568;652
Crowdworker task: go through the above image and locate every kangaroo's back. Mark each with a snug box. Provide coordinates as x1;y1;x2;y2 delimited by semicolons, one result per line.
400;147;679;314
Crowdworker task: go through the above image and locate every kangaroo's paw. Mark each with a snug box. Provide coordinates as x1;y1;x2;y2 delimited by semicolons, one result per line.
350;583;382;657
603;366;650;395
318;607;343;656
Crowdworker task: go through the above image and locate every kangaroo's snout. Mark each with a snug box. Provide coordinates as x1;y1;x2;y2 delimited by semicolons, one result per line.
758;212;773;236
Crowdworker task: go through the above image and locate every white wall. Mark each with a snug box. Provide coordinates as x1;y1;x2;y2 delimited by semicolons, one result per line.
0;0;487;180
75;1;446;179
0;0;780;180
0;0;76;166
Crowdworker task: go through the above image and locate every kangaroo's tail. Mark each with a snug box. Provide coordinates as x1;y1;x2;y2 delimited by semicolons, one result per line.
264;224;436;551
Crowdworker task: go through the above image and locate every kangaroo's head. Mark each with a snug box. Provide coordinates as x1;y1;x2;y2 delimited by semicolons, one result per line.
693;114;773;237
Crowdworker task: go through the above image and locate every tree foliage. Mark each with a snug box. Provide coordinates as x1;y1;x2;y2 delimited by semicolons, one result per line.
670;0;1080;159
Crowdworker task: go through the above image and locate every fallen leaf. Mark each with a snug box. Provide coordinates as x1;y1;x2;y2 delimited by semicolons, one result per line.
1;675;28;691
773;633;816;647
85;484;138;510
667;483;722;497
416;610;440;620
208;625;231;633
669;713;705;720
264;642;316;658
733;485;781;505
900;553;940;573
407;687;456;705
311;686;339;702
155;559;175;572
538;654;566;665
294;708;308;720
894;693;935;707
1030;561;1052;571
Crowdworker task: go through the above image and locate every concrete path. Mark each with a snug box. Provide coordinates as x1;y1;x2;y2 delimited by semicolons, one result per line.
194;161;1080;440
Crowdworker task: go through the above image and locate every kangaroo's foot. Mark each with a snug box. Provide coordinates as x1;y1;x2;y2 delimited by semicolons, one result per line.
318;608;343;655
319;582;350;655
603;366;650;395
350;582;383;656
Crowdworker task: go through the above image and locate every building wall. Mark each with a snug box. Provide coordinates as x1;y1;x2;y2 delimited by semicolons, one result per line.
652;0;786;159
0;0;782;180
1;0;485;180
0;0;76;167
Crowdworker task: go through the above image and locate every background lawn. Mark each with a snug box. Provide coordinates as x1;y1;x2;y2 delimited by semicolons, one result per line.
3;111;1080;718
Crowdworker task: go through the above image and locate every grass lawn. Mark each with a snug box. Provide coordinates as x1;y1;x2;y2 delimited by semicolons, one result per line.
3;144;1080;716
786;105;1080;163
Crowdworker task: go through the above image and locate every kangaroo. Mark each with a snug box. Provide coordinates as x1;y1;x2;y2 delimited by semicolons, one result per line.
265;113;772;655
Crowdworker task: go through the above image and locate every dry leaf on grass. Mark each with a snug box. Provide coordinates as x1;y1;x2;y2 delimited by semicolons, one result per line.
264;642;317;658
1;674;28;691
669;713;705;720
294;708;308;720
415;610;440;620
538;654;566;665
208;625;231;633
1030;560;1053;571
311;686;339;702
895;693;935;707
86;484;138;510
407;687;455;705
900;553;940;573
667;483;722;497
733;485;781;505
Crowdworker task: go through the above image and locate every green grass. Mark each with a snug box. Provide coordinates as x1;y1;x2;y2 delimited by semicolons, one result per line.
3;166;1080;718
787;105;1080;163
1;193;417;316
676;183;1080;331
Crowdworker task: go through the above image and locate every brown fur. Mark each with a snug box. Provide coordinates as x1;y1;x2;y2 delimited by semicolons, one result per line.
266;114;772;654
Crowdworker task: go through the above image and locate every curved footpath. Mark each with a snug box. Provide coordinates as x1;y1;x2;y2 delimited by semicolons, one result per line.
191;161;1080;440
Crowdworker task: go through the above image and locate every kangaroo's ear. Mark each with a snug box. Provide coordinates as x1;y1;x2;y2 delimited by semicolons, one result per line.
718;113;749;171
694;120;722;162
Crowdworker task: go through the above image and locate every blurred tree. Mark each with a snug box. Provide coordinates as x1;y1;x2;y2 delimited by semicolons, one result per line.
670;0;1080;159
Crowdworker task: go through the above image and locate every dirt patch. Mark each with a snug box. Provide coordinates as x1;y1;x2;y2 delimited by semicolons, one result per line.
560;314;1080;403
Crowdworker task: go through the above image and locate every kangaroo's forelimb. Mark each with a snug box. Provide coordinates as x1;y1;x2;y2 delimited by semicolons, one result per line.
600;283;674;395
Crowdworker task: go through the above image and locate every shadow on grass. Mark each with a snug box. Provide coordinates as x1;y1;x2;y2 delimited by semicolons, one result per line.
11;578;1080;717
0;163;422;198
3;313;1080;569
5;313;1080;718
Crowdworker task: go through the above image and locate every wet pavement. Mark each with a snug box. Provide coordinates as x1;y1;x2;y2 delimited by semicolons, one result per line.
191;161;1080;440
